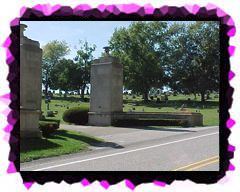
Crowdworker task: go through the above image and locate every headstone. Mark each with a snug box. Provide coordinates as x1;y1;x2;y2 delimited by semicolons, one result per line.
88;47;123;126
47;111;54;117
180;104;187;111
165;95;168;101
160;95;165;101
20;24;42;138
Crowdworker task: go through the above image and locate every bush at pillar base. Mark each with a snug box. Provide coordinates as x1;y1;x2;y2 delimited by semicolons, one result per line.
63;106;89;125
39;119;60;137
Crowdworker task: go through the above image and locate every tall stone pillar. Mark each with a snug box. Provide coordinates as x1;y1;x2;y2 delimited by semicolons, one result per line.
20;24;42;138
89;47;123;126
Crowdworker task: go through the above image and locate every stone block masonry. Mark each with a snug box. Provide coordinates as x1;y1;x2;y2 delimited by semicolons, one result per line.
20;24;42;138
89;51;123;126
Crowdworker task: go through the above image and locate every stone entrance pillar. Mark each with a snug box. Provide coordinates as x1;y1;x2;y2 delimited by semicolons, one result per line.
88;47;123;126
20;24;42;138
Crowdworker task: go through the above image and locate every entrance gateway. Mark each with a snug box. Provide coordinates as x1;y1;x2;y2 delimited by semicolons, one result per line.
19;24;203;138
88;47;203;127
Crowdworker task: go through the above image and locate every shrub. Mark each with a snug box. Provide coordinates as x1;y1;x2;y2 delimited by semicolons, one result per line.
63;106;89;125
39;119;60;137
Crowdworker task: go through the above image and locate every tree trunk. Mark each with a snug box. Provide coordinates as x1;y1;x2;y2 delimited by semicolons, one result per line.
44;83;49;98
81;85;86;100
201;91;205;102
64;90;68;98
44;68;49;98
193;92;197;100
143;90;149;102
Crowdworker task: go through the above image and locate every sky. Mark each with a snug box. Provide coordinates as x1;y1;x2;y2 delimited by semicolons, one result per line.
20;20;197;92
20;21;133;60
20;21;199;60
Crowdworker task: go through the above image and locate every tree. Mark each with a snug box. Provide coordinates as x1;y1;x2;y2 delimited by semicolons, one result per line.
192;22;220;101
50;59;78;96
109;21;169;101
164;22;198;96
42;40;70;96
74;40;96;99
166;21;219;101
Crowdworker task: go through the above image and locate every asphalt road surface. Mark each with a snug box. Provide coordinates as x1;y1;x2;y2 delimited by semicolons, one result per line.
21;125;219;171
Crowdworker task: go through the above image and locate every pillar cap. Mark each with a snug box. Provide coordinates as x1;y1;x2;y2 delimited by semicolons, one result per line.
103;46;110;55
20;24;27;37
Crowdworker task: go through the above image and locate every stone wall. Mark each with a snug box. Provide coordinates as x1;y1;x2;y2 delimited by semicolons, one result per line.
112;112;203;127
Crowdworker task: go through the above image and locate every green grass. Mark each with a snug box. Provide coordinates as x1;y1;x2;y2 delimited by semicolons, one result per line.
122;94;219;126
123;104;218;126
20;129;103;163
41;96;90;123
41;94;219;126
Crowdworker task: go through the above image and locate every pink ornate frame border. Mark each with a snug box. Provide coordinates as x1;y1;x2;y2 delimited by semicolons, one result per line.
1;3;236;190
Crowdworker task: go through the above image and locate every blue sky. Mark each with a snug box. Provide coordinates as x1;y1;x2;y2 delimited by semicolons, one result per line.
20;21;197;60
20;21;197;92
20;21;133;59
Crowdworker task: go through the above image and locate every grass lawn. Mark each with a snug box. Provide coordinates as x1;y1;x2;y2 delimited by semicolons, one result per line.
24;94;218;162
41;96;89;123
41;94;219;126
20;129;103;163
122;94;219;126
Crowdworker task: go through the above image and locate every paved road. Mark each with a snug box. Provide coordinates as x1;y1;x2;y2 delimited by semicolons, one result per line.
21;125;219;171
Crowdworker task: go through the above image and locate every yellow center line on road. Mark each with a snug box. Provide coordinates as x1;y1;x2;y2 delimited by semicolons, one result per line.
173;155;219;171
185;159;219;171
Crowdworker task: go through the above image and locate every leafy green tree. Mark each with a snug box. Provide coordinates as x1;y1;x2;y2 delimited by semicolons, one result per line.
164;22;197;95
109;21;169;101
50;59;77;96
42;40;70;96
74;40;96;99
166;21;219;101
